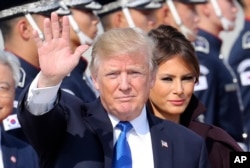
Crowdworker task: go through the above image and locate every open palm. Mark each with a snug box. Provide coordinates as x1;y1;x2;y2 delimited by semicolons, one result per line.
33;12;89;87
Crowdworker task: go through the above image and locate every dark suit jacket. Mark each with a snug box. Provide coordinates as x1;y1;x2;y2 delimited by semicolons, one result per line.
1;130;39;168
18;89;210;168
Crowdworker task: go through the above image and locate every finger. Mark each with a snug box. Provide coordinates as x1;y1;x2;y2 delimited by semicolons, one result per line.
61;15;70;42
51;12;61;39
73;45;90;58
33;29;43;48
43;17;52;41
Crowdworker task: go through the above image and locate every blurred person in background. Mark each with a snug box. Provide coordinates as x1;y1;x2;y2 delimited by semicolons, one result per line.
55;0;102;102
194;0;245;146
0;50;38;168
228;0;250;150
153;0;206;41
96;0;162;33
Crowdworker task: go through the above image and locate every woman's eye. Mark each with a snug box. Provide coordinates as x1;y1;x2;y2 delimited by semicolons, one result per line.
182;76;196;82
161;77;172;81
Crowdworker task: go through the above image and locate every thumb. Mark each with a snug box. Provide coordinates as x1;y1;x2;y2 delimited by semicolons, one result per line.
74;45;90;58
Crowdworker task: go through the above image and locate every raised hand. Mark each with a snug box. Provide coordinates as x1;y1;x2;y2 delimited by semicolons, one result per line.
33;12;89;88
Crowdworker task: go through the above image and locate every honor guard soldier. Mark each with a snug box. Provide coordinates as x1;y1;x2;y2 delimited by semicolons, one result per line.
228;0;250;150
152;0;207;42
194;0;245;144
95;0;162;32
55;0;102;102
0;0;60;142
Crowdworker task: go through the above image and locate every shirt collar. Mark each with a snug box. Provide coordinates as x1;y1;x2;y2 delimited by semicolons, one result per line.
108;105;149;138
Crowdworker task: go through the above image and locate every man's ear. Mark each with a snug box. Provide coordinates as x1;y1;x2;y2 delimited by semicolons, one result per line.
91;75;100;90
196;3;210;17
112;11;124;28
162;4;172;25
17;18;33;41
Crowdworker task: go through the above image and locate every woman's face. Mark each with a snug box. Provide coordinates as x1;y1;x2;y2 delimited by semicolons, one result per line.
149;56;196;122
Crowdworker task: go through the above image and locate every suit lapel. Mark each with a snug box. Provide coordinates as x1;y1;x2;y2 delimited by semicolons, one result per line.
146;109;173;168
1;132;17;168
85;98;114;168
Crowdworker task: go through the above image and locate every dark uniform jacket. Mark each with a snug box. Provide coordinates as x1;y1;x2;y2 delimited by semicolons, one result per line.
61;58;97;103
228;18;250;139
17;89;210;168
194;29;244;142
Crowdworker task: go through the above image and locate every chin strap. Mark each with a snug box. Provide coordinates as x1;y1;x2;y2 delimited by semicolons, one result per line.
166;0;196;40
59;1;93;45
210;0;235;31
122;7;136;28
24;10;44;41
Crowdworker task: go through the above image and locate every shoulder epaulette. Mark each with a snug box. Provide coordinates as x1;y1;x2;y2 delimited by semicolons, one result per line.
194;36;209;54
242;31;250;49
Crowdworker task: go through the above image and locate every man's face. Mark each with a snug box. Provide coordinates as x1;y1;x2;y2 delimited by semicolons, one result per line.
210;0;238;31
153;2;199;41
0;64;15;122
92;52;155;121
122;8;157;32
70;8;99;45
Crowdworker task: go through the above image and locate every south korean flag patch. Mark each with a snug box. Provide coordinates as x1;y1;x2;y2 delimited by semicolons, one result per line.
2;114;21;131
242;31;250;49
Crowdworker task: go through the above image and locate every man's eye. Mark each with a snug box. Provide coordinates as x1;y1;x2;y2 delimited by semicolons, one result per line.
0;85;8;91
106;72;118;78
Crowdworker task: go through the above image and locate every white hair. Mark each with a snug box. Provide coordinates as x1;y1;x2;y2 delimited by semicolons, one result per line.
0;50;20;87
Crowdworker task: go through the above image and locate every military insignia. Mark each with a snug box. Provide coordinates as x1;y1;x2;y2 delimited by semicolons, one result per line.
242;31;250;49
2;114;21;131
237;59;250;86
10;156;17;163
194;65;209;91
240;71;250;86
225;83;237;92
194;36;209;54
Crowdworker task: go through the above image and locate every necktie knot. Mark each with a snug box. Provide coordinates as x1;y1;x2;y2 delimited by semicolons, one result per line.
117;121;133;133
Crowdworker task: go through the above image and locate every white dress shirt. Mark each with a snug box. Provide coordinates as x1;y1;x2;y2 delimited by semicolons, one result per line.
26;73;155;167
109;108;154;168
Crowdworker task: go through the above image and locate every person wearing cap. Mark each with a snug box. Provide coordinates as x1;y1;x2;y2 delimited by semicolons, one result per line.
0;50;38;168
153;0;245;144
52;0;102;103
17;12;210;168
153;0;206;41
0;0;60;142
95;0;162;32
228;0;250;150
193;0;245;145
